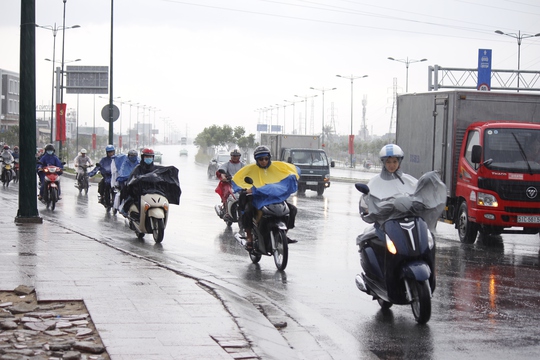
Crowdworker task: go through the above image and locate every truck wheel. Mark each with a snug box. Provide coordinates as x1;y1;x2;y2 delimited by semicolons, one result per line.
297;184;306;195
317;186;325;196
458;202;478;244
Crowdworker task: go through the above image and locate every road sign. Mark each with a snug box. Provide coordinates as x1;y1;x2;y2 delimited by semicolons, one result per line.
101;104;120;123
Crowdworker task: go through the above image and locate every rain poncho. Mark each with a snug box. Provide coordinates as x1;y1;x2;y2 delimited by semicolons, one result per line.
125;166;181;205
361;171;447;232
232;161;299;209
89;155;114;183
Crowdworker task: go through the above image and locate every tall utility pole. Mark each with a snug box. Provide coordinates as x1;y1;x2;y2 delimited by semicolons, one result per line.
361;95;367;141
294;94;317;135
310;87;336;146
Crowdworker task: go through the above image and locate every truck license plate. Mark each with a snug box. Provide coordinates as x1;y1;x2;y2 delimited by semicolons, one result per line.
306;181;318;185
517;215;540;224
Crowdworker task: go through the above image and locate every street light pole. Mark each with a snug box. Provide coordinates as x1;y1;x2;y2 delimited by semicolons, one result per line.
495;30;540;91
294;94;317;135
310;86;336;147
336;74;368;168
284;99;303;134
36;22;80;144
387;57;427;92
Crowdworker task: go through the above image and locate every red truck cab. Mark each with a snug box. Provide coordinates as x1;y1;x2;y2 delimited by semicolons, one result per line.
455;121;540;243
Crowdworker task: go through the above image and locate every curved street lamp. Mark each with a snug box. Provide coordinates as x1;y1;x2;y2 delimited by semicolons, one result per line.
310;86;336;147
36;23;80;143
336;74;368;168
387;57;427;92
495;30;540;91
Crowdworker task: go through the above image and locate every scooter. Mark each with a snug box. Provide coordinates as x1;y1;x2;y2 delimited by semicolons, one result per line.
214;172;242;228
39;164;63;210
354;171;446;324
1;159;14;187
234;177;291;271
75;164;93;195
127;193;170;243
13;158;19;183
123;166;181;243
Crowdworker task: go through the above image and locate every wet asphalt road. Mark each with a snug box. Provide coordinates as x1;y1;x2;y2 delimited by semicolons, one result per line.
5;144;540;359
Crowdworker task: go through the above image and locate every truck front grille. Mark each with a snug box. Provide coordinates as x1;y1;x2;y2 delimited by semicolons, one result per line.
478;178;540;202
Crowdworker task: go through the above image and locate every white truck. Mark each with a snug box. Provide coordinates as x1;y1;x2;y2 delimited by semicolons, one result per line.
260;133;334;195
396;90;540;243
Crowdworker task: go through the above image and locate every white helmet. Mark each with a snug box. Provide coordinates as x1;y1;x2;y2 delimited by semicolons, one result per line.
80;148;87;154
379;144;404;162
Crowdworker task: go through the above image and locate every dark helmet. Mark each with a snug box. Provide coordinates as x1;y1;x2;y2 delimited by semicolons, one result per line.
44;144;55;153
141;148;155;157
230;149;241;157
254;145;271;169
105;144;115;152
128;149;138;157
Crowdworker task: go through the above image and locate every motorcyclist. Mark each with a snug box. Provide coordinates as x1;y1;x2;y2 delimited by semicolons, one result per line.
36;143;63;200
73;149;93;187
232;145;299;250
88;144;116;204
215;149;245;220
11;146;20;161
121;148;159;216
1;145;15;184
361;144;418;240
116;149;140;215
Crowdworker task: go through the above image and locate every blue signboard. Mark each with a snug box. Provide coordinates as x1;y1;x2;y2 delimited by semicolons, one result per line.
271;125;282;132
477;49;492;91
257;124;268;132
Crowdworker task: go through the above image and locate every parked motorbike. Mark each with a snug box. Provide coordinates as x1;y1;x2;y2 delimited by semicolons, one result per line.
39;164;64;210
354;171;446;324
214;171;242;228
234;177;291;271
1;159;14;187
123;166;181;243
75;164;93;195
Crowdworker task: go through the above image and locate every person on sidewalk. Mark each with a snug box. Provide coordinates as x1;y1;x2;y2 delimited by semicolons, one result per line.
36;144;63;200
89;144;116;204
215;149;245;220
232;145;299;251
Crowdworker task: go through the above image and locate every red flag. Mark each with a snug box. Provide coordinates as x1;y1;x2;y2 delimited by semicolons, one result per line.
92;134;97;150
119;135;123;149
56;103;67;142
348;135;355;155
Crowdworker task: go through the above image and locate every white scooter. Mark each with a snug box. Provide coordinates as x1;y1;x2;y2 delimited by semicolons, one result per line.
128;193;170;243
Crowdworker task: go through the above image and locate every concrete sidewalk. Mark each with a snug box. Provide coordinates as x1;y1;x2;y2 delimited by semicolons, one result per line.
1;191;288;359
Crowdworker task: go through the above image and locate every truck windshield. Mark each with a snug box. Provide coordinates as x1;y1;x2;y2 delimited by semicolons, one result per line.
290;150;328;166
483;128;540;173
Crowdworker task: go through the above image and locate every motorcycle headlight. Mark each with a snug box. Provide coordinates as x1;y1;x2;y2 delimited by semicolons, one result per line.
477;192;498;207
427;231;435;249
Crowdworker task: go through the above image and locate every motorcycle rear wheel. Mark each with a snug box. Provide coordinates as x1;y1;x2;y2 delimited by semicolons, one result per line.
272;229;288;271
151;217;165;243
410;280;431;324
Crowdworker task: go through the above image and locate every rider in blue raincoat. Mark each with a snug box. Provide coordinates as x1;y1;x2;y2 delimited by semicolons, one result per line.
88;144;116;204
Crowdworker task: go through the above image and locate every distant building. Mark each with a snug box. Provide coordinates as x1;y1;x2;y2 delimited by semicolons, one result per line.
0;68;20;132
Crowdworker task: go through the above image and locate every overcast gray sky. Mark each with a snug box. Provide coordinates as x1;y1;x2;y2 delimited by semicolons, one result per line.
2;0;539;141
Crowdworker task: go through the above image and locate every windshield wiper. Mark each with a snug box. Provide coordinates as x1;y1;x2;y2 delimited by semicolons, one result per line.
511;132;533;175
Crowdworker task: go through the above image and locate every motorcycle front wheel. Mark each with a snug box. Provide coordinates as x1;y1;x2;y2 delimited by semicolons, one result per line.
50;187;58;211
410;280;431;324
272;229;288;271
151;217;165;243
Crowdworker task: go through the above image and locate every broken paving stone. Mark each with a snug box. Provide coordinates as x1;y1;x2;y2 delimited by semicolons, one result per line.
64;350;82;360
13;285;35;296
45;329;68;336
9;302;38;314
73;341;105;354
56;321;73;329
0;302;13;308
49;341;75;351
23;320;57;332
37;303;66;311
71;320;89;326
0;320;18;330
25;311;56;318
76;328;93;337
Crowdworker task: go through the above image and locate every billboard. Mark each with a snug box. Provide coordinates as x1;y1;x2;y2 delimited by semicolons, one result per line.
66;65;108;94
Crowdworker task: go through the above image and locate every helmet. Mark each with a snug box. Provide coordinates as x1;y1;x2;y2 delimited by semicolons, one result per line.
230;149;241;157
128;149;138;157
3;145;9;150
140;148;155;157
80;148;87;154
44;144;55;152
379;144;404;162
13;146;19;151
105;144;115;152
253;145;271;160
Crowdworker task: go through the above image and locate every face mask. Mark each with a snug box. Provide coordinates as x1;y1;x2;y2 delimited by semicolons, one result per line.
46;150;53;155
144;158;153;165
129;156;137;163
